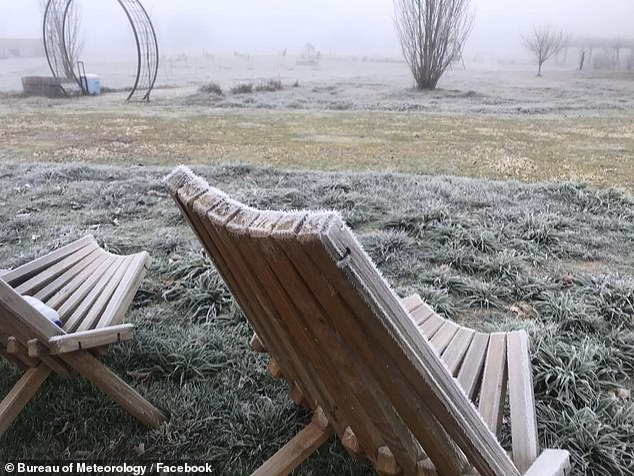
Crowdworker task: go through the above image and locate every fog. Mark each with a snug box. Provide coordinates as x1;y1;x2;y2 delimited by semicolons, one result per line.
0;0;632;59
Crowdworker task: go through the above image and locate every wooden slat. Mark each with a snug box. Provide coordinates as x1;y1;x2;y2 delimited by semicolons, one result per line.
45;253;110;310
33;248;103;301
0;365;52;436
418;312;446;340
409;301;435;326
48;324;134;355
441;327;475;375
478;333;508;436
299;216;469;476
184;191;350;449
507;331;539;473
1;236;95;286
429;321;460;354
14;241;99;295
401;294;424;313
57;255;116;326
523;449;571;476
237;208;400;464
318;219;518;476
264;217;423;472
77;256;133;331
0;280;65;343
252;408;333;476
456;332;489;399
95;252;150;328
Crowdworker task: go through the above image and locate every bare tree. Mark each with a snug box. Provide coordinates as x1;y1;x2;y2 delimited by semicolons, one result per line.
522;25;569;77
40;0;84;80
394;0;473;90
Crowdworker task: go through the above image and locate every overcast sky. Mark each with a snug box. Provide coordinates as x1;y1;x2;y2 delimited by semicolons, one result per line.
0;0;632;58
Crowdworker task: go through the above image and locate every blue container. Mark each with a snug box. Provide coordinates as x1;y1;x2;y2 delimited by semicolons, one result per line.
83;74;101;95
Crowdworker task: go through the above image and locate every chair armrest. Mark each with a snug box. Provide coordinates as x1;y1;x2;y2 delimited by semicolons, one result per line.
523;449;571;476
48;324;134;355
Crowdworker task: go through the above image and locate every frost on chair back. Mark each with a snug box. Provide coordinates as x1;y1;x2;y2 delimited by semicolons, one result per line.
164;166;571;476
0;236;165;437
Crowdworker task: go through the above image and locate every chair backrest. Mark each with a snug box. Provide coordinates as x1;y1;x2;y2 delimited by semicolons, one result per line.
0;279;65;347
165;167;521;476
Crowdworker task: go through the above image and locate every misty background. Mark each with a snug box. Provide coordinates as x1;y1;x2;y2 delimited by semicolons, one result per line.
0;0;632;61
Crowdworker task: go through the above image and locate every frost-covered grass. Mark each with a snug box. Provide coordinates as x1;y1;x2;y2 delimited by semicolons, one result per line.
0;162;632;474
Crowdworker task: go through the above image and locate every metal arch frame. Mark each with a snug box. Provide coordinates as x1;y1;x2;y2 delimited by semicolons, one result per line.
43;0;159;101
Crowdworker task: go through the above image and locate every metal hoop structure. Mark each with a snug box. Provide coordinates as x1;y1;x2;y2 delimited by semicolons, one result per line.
43;0;159;101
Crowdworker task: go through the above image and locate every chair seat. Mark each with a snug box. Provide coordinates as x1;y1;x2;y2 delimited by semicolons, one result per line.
1;235;150;332
0;236;164;437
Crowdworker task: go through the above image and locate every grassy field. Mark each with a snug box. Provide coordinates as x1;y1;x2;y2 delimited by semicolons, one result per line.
0;161;632;475
1;109;633;191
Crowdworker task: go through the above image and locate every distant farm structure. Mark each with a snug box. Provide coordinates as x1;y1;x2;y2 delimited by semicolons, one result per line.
0;39;45;60
566;37;634;70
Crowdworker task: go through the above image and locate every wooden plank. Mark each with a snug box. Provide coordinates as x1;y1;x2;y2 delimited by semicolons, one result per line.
409;301;435;326
57;255;117;328
317;219;518;476
235;208;394;463
507;331;539;473
95;252;151;328
184;191;350;452
401;294;424;313
48;324;134;355
478;333;508;436
45;253;109;310
429;321;460;355
523;449;571;476
61;351;165;429
77;256;133;331
14;241;99;295
252;409;333;476
188;193;354;450
456;332;489;399
296;215;468;476
418;312;446;340
33;248;103;301
265;218;423;472
441;327;475;375
27;339;70;377
0;365;52;436
0;280;65;342
1;236;95;286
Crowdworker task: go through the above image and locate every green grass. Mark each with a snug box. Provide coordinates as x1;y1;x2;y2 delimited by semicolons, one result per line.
1;110;633;191
0;161;632;474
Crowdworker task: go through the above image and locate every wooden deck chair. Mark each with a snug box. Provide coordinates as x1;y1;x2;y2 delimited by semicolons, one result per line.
0;235;165;437
164;167;571;476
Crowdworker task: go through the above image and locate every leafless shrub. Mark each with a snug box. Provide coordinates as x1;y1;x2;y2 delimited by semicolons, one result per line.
230;83;253;94
394;0;473;90
198;82;224;95
522;25;570;76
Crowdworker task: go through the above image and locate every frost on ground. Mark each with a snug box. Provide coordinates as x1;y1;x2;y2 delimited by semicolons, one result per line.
0;162;632;475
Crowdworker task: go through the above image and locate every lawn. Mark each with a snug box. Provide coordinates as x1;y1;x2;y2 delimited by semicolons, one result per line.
1;109;633;191
0;161;632;475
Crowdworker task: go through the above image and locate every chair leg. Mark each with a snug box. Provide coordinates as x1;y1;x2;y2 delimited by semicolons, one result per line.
252;408;333;476
0;364;51;436
60;351;166;429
